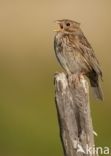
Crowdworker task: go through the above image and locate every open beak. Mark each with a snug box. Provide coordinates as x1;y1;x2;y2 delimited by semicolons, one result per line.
53;20;61;32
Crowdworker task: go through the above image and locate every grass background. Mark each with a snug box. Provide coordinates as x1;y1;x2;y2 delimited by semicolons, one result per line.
0;0;111;155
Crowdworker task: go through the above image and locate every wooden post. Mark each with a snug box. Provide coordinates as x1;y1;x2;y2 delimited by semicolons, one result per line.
54;72;96;156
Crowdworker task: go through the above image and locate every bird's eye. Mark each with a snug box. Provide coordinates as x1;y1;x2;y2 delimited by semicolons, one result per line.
66;23;70;26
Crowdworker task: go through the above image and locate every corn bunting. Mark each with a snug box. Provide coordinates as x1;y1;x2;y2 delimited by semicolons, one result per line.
54;19;103;100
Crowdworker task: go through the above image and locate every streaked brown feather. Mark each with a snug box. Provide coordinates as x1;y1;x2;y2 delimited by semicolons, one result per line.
54;19;103;100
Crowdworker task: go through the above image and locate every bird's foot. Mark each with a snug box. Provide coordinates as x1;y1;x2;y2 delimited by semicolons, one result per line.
67;74;80;88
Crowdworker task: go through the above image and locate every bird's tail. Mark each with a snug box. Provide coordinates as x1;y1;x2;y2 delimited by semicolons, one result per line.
92;85;103;101
90;78;103;101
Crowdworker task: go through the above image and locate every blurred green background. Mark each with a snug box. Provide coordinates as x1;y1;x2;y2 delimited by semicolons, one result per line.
0;0;111;155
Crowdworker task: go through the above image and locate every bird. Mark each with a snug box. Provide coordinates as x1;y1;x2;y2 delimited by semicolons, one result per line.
54;19;103;100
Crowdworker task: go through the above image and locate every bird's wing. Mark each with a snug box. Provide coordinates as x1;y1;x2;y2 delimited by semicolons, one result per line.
75;32;102;77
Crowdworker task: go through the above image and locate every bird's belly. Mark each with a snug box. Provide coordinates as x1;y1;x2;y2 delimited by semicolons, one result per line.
63;49;88;74
55;35;88;74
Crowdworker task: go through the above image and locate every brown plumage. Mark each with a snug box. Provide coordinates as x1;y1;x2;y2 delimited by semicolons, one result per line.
54;19;103;100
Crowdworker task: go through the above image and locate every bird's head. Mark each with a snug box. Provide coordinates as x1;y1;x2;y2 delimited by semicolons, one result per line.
54;19;80;33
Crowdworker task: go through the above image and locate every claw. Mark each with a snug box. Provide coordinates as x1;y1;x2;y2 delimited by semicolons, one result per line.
68;74;80;87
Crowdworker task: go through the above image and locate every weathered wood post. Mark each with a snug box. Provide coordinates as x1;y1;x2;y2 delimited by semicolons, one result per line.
54;72;96;156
